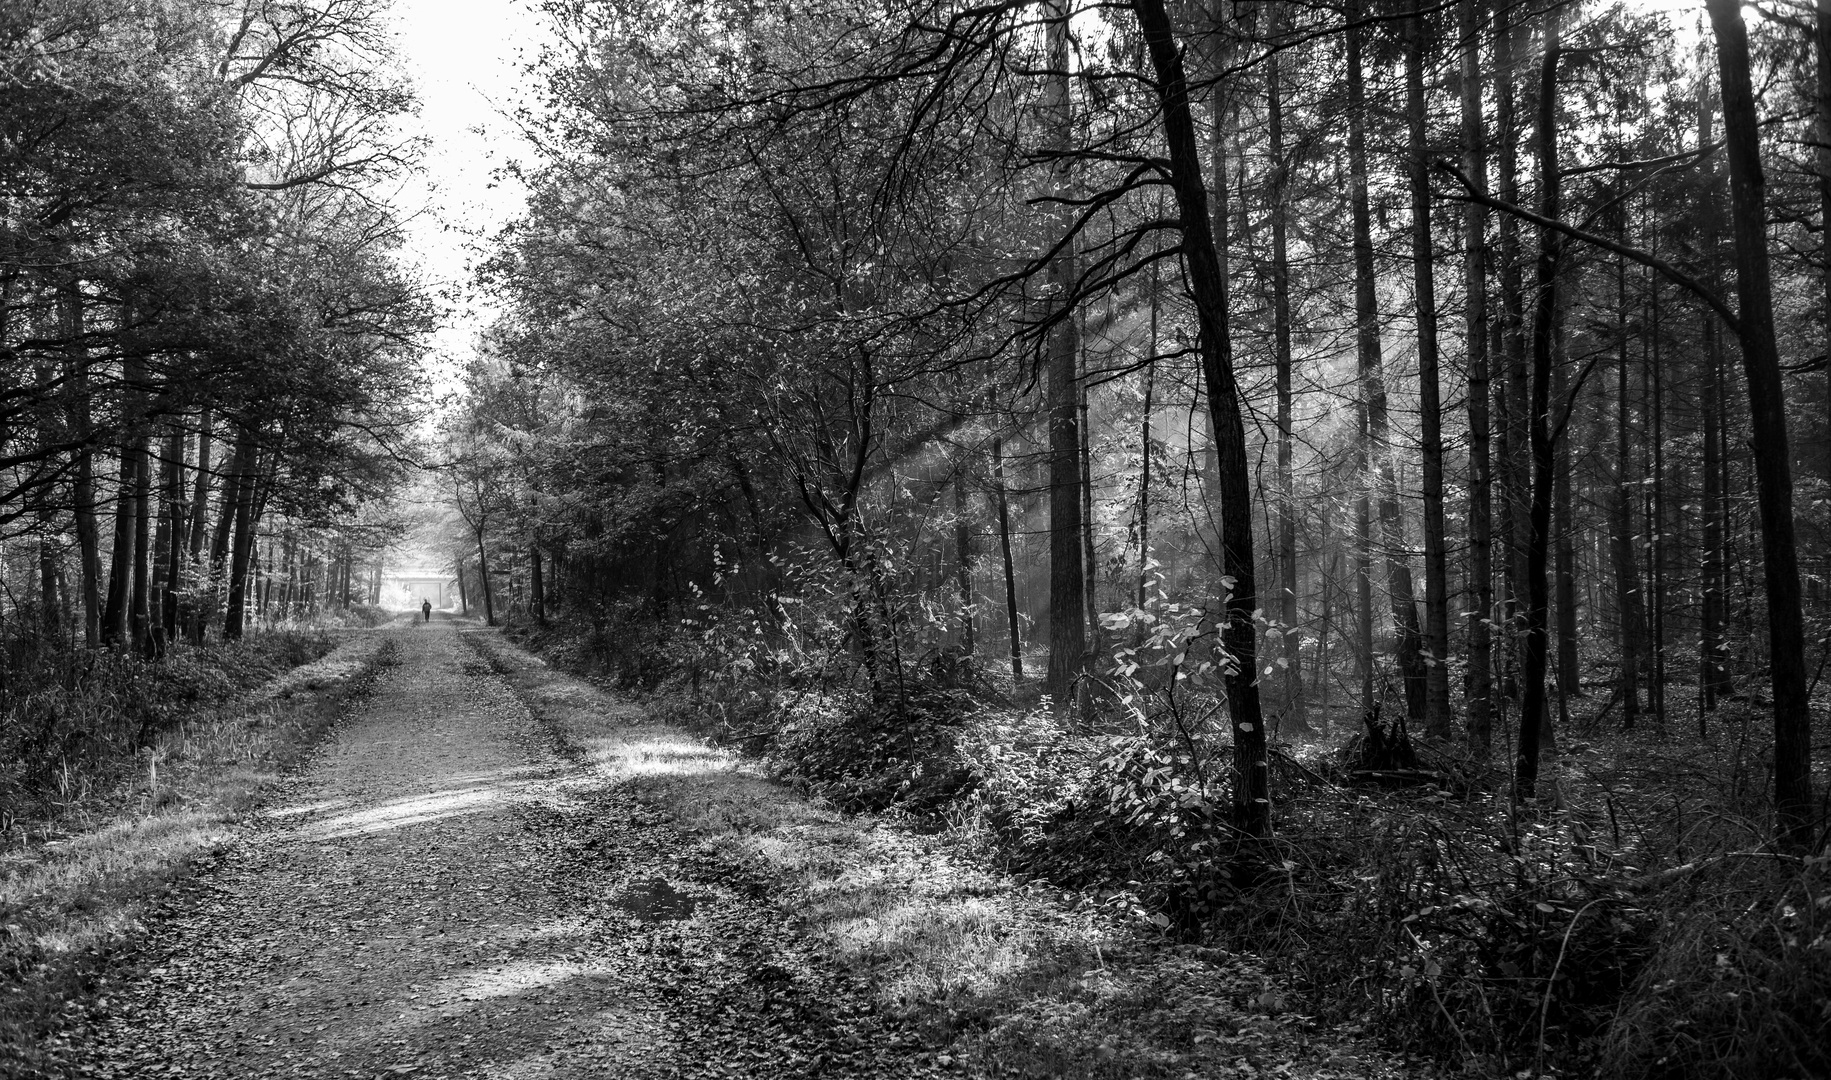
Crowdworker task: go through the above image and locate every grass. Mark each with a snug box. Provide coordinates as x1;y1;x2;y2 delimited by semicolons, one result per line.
468;628;1418;1079
0;632;398;1079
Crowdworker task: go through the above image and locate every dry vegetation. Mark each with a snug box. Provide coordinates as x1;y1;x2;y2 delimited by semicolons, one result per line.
483;626;1424;1078
0;629;398;1073
503;614;1830;1079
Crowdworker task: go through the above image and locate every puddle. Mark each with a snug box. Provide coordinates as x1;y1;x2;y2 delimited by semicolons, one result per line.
611;877;699;922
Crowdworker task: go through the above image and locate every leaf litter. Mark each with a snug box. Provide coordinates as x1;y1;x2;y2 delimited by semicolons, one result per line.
47;621;1419;1079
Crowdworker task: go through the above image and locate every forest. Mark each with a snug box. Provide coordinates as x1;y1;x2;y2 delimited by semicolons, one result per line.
3;0;1830;1077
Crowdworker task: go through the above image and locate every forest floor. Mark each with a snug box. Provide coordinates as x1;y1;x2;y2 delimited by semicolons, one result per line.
34;618;1428;1079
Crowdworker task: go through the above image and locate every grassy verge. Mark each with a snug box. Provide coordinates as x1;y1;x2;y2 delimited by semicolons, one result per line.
468;629;1416;1079
0;632;398;1078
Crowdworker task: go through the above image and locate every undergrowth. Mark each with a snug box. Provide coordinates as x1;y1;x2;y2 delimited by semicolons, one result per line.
0;632;397;1079
510;602;1830;1079
0;630;339;837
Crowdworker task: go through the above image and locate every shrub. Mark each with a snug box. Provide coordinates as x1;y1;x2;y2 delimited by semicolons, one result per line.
1599;856;1831;1080
770;682;979;812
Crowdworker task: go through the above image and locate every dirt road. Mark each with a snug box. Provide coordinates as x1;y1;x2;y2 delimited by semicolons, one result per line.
77;619;933;1079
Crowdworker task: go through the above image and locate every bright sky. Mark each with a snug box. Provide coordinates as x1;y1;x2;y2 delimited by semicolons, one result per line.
387;0;549;389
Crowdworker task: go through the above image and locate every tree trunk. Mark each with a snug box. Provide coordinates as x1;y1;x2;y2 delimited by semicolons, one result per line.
1350;8;1428;723
1043;0;1085;712
130;433;152;660
204;431;244;643
1611;262;1645;725
63;282;101;650
1495;4;1530;716
1138;293;1156;619
1705;0;1817;846
1268;8;1307;736
531;545;546;625
1818;0;1831;481
1349;8;1378;719
103;352;146;649
455;560;470;616
477;529;496;626
993;435;1023;679
1462;0;1495;758
1518;7;1561;801
1407;9;1454;738
223;433;259;640
184;414;213;643
1079;353;1099;682
1650;275;1669;722
155;427;184;650
1132;0;1270;838
954;469;975;655
1553;332;1576;739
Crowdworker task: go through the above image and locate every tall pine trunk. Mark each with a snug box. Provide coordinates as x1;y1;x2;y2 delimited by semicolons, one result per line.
1268;6;1306;736
1407;8;1454;737
1517;6;1561;801
1462;0;1495;757
1705;0;1817;846
1348;6;1378;718
1610;261;1646;724
1495;5;1530;717
1043;0;1085;711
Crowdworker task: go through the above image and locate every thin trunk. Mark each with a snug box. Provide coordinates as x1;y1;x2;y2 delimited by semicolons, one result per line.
1349;10;1378;718
531;545;546;626
994;436;1024;679
477;529;496;626
1043;0;1085;711
1408;8;1454;737
33;361;60;634
101;442;137;648
1553;330;1576;738
1651;273;1669;721
1496;4;1531;714
130;434;152;660
1518;7;1561;801
63;283;101;649
954;469;975;654
204;433;245;642
1351;11;1427;722
1269;10;1307;736
1079;340;1099;674
184;414;213;643
1699;75;1733;711
103;351;148;649
1705;0;1817;846
455;561;470;616
1132;0;1270;838
156;427;184;649
1818;0;1831;480
1138;281;1157;617
1611;261;1645;725
1463;0;1495;757
223;434;259;640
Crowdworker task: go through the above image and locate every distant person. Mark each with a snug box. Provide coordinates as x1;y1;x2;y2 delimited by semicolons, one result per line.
422;599;432;624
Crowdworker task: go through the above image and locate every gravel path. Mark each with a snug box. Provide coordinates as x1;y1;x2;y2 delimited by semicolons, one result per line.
78;618;935;1079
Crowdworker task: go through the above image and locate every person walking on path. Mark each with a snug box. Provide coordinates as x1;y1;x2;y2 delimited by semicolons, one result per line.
422;599;432;623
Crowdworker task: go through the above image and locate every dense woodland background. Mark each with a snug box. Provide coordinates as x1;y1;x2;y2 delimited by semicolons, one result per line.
4;0;1830;1075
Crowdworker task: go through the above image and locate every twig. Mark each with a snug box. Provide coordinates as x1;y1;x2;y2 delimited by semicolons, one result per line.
1403;924;1474;1063
1537;898;1605;1076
